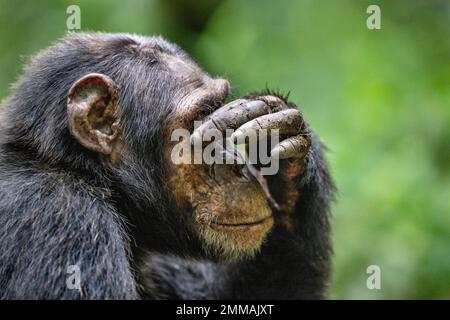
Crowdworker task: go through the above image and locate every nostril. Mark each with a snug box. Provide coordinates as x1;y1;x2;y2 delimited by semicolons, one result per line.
231;163;246;178
207;144;248;181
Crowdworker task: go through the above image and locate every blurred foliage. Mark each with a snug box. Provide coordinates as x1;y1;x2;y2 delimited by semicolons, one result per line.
0;0;449;299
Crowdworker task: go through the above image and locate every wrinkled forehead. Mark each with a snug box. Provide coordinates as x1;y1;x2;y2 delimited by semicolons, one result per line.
157;57;227;121
120;35;230;123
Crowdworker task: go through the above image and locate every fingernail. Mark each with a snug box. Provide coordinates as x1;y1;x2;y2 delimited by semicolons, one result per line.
246;100;266;109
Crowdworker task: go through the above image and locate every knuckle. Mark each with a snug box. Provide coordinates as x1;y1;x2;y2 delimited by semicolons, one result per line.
257;95;287;111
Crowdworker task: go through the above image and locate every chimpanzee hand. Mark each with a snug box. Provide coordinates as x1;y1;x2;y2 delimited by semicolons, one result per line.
190;95;311;218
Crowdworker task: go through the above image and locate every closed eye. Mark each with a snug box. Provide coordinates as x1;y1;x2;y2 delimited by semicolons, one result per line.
197;95;225;118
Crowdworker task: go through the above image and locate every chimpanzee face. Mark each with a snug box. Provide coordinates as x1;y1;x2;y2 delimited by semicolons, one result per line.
66;34;273;260
154;48;273;260
163;61;274;260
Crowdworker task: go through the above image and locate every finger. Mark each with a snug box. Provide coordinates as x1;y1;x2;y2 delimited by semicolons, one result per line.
270;134;311;159
255;95;288;112
190;99;270;145
231;109;303;141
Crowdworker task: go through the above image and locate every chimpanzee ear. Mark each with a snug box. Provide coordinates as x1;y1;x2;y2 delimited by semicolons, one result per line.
67;73;121;156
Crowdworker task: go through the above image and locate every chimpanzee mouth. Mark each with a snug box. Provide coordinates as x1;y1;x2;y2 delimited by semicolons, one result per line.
211;215;273;230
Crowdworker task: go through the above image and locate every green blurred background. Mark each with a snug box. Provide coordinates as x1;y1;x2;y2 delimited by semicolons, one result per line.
0;0;449;299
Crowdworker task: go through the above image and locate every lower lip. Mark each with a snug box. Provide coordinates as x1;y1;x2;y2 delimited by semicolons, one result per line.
211;215;273;231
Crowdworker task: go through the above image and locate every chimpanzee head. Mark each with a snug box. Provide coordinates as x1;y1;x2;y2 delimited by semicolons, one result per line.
2;32;272;261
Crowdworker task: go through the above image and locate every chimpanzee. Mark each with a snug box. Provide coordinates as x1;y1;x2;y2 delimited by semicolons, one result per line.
0;32;334;299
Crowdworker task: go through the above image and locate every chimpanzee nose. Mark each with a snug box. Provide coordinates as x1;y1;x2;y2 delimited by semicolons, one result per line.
210;143;252;182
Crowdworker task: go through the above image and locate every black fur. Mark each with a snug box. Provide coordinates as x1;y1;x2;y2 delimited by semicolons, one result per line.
138;131;334;299
0;32;334;299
